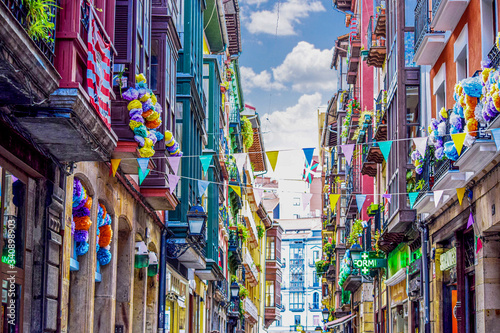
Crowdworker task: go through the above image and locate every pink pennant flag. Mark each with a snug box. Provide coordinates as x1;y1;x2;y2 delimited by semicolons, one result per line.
167;156;181;175
302;193;314;211
477;237;483;253
254;188;264;206
168;174;180;194
382;193;391;204
340;144;355;166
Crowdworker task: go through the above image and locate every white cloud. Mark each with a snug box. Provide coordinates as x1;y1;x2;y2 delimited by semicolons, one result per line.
273;41;337;92
241;42;337;93
261;93;324;152
240;66;286;92
245;0;325;36
241;0;268;5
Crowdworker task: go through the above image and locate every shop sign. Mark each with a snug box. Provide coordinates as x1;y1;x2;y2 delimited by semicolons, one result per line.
440;247;456;271
352;251;387;274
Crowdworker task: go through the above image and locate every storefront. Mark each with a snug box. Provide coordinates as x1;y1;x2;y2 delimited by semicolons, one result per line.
386;244;410;333
165;266;189;333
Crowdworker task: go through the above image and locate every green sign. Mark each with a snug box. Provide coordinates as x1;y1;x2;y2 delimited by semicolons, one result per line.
351;251;387;275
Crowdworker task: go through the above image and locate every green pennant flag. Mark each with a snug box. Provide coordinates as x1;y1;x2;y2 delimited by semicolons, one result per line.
378;141;393;161
408;192;419;209
138;167;150;185
199;155;212;174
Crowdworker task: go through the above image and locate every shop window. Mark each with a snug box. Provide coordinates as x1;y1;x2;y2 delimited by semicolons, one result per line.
294;315;301;325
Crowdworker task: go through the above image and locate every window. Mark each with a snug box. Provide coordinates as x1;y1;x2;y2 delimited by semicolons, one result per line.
313;271;319;287
435;83;446;114
312;292;320;309
291;246;303;259
266;237;275;260
265;281;275;307
290;292;304;310
294;315;301;325
150;39;159;91
313;250;319;261
313;315;320;326
456;47;468;82
292;197;300;206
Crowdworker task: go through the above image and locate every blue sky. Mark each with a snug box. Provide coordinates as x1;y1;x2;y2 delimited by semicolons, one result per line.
238;0;348;151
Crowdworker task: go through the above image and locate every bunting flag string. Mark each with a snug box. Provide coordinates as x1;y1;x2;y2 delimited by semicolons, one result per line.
198;180;210;197
234;153;248;172
413;137;428;158
355;194;367;212
167;156;181;175
491;128;500;150
229;184;241;197
451;133;466;156
137;158;150;175
110;159;121;177
456;188;466;205
329;194;340;212
302;193;314;211
340;144;355;166
433;190;444;208
382;193;391;204
302;148;315;166
199;155;212;174
378;141;393;161
266;151;279;172
467;212;475;228
138;167;150;185
254;188;264;206
408;192;419;209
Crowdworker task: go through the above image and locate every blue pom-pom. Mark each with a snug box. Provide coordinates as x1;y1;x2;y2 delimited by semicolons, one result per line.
97;248;112;266
76;241;89;256
74;230;89;242
444;141;459;161
461;77;483;98
151;130;164;142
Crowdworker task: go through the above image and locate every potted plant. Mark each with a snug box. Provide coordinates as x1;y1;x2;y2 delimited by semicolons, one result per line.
239;285;249;299
367;203;379;216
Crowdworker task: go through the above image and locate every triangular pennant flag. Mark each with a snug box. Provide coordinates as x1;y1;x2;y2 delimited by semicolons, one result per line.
138;167;150;185
254;188;264;206
340;144;355;166
199;155;212;174
167;174;181;194
329;194;340;212
433;190;444;208
408;192;419;209
229;184;241;197
355;194;367;213
137;158;150;174
197;180;210;197
378;141;393;161
111;159;121;177
234;153;248;172
302;193;314;211
382;193;391;204
167;156;181;175
467;212;475;228
451;133;467;156
413;137;428;157
491;128;500;150
302;148;315;166
266;151;279;171
477;237;483;253
456;187;466;205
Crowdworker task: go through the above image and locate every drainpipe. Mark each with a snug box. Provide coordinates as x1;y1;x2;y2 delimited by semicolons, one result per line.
418;218;431;333
158;227;168;333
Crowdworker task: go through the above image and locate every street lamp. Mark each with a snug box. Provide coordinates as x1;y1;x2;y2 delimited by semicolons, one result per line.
230;282;240;299
322;306;330;323
134;241;149;269
186;203;207;236
147;251;159;276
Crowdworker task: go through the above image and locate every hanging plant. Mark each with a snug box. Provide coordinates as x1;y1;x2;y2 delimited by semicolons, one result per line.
347;219;363;247
239;285;249;299
24;0;59;43
257;225;265;239
241;116;254;149
237;223;249;242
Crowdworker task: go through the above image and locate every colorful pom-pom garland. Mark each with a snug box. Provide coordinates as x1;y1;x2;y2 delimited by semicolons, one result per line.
96;204;113;266
165;130;183;156
123;74;163;158
72;178;92;256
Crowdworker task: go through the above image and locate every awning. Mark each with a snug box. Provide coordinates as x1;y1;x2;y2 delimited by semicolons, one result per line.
326;313;356;328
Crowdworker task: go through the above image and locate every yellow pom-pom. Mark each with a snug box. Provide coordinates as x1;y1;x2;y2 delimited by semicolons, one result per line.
129;120;142;130
459;95;466;108
136;73;146;83
151;94;157;105
439;107;448;119
164;130;173;141
144;138;153;148
145;111;160;122
139;93;151;103
127;100;142;110
483;67;494;84
139;147;155;158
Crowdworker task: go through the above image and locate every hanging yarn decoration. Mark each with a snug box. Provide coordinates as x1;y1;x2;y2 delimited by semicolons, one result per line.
165;130;183;156
96;204;113;266
122;74;163;158
72;179;92;256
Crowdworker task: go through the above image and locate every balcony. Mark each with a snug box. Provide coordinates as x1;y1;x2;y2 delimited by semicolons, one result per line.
214;279;229;302
264;305;281;329
414;0;447;65
228;230;243;265
413;158;437;215
373;0;386;37
343;274;362;292
139;154;179;210
433;158;472;192
334;0;353;12
243;247;259;286
374;90;387;141
431;0;470;31
166;236;206;269
347;37;361;84
244;297;259;325
366;16;386;68
0;0;60;105
196;259;224;281
454;133;497;179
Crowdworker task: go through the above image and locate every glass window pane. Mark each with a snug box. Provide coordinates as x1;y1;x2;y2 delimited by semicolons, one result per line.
150;39;159;92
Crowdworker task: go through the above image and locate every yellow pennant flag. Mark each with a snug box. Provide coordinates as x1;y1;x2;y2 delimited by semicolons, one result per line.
451;133;466;156
110;159;121;177
329;194;340;212
229;185;241;197
266;151;279;171
456;187;466;205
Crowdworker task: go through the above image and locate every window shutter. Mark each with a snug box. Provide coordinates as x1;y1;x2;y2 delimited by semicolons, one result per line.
115;0;133;63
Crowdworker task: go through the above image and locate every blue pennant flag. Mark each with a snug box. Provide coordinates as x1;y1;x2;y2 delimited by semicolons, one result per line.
137;158;150;174
198;180;210;197
491;128;500;150
408;192;419;209
378;141;393;161
302;148;315;166
355;194;367;213
199;155;212;174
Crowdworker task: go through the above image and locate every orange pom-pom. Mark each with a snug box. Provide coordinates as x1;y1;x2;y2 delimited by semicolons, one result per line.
464;106;475;120
84;196;93;210
142;110;154;119
493;92;500;110
465;95;477;108
99;203;107;218
74;216;92;230
98;225;113;247
145;118;162;129
467;119;478;136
